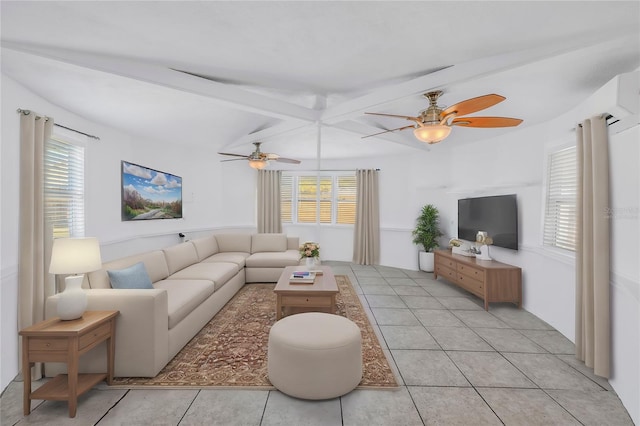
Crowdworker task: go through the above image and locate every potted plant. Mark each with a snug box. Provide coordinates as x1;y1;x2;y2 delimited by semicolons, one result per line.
299;241;320;269
412;204;443;272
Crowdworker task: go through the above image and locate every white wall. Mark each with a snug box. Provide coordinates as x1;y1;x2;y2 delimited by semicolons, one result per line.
0;75;238;390
2;73;637;422
607;125;639;423
280;150;453;270
446;119;639;423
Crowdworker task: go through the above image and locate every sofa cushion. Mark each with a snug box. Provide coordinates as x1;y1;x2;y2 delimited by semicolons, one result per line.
201;252;249;269
107;262;154;289
88;251;169;289
163;242;199;275
215;233;252;253
245;250;301;268
191;236;219;261
153;279;215;329
251;233;287;254
287;236;299;250
167;262;239;291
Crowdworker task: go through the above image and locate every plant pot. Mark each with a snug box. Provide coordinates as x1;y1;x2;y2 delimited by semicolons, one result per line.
419;251;435;272
305;257;316;270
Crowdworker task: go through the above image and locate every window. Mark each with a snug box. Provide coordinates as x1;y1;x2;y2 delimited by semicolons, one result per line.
44;135;85;238
281;173;356;225
543;145;577;251
336;175;357;224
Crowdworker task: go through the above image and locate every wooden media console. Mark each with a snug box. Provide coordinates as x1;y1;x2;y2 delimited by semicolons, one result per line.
434;249;522;311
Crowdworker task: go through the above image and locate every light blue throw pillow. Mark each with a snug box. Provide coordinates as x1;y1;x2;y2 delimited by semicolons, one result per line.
107;262;154;289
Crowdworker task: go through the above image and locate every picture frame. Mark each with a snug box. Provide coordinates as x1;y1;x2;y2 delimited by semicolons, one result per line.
121;161;182;221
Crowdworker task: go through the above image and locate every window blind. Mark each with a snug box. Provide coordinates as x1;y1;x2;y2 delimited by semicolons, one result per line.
297;176;332;223
336;175;356;224
281;174;293;223
281;172;356;225
44;137;85;238
543;146;577;251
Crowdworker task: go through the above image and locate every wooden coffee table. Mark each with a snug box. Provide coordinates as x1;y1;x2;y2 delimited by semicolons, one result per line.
274;266;338;320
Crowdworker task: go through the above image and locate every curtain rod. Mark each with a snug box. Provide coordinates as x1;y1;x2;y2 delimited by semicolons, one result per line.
17;109;101;141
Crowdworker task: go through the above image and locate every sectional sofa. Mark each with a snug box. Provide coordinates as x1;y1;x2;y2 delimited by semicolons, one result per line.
44;233;300;378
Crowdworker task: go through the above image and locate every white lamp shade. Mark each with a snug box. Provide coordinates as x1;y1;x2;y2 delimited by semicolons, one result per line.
413;124;452;144
49;237;102;275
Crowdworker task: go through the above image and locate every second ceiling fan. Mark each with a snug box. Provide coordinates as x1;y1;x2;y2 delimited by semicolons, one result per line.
218;142;301;169
363;91;523;144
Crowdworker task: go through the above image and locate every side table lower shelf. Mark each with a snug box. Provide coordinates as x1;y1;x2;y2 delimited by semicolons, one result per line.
31;373;107;401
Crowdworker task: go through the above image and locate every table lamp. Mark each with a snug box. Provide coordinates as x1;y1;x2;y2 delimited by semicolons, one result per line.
49;237;102;320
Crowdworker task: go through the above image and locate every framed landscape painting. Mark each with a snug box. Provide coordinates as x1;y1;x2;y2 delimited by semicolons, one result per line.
121;161;183;221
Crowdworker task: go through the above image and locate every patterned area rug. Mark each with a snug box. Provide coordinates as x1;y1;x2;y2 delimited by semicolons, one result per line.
112;275;398;389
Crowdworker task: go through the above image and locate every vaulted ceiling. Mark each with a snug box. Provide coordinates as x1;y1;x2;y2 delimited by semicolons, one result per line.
2;1;639;161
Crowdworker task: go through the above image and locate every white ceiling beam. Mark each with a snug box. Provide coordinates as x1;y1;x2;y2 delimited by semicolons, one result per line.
219;119;315;151
1;41;320;123
321;31;639;125
328;121;431;152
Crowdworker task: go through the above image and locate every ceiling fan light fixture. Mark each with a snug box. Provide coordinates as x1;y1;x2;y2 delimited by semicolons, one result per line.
413;124;452;144
248;159;267;169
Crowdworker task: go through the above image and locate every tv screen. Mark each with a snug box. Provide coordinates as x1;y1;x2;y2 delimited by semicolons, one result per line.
458;194;518;250
121;161;182;221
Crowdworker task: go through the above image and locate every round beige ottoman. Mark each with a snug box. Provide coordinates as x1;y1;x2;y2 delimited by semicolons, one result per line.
268;312;362;400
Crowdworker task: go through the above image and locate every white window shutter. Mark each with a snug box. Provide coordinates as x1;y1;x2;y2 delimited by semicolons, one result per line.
44;136;85;238
543;146;577;251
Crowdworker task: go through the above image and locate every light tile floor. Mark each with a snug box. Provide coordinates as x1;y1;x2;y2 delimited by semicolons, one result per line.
1;262;633;425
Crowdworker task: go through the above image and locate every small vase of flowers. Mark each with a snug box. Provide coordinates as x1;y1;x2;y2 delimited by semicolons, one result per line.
299;242;320;269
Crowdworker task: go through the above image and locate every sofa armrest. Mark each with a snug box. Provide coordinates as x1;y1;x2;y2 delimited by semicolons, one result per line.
45;288;170;378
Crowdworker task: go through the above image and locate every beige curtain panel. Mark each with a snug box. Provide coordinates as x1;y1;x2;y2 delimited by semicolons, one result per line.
575;115;610;378
353;169;380;265
18;111;55;380
257;170;282;234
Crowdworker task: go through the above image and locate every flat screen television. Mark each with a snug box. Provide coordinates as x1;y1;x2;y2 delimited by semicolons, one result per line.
458;194;518;250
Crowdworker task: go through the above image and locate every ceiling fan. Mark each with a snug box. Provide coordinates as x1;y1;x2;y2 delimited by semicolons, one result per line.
218;142;301;169
363;91;523;144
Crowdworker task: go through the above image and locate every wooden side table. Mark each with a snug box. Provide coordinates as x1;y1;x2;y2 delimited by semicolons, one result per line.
19;310;118;418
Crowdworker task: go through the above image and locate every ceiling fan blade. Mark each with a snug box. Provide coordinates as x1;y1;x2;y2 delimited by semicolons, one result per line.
274;157;301;164
451;116;523;128
440;94;506;119
365;112;421;123
221;158;248;162
361;124;415;139
218;152;249;158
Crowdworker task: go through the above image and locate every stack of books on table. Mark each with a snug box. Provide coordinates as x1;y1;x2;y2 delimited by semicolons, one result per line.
289;271;316;284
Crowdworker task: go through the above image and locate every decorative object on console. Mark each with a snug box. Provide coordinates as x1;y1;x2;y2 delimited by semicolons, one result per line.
121;161;182;221
450;238;475;257
49;237;102;320
475;231;494;261
412;204;443;272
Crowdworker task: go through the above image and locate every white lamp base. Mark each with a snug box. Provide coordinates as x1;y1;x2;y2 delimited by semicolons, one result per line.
57;274;88;320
